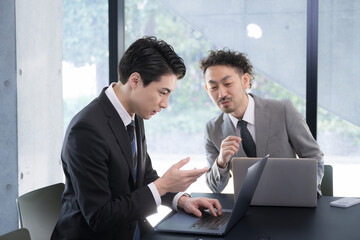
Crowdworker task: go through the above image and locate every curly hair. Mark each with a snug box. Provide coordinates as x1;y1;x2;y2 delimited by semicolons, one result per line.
200;49;255;88
118;36;186;87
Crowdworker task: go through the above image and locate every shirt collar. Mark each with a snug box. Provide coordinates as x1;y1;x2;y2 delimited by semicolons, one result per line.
228;93;255;128
105;83;134;126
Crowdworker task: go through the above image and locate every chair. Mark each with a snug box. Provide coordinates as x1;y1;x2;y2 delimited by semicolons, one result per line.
321;165;333;196
16;183;64;240
0;228;31;240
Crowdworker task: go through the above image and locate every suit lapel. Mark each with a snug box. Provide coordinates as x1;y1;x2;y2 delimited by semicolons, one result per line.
98;89;136;183
221;114;236;139
252;94;270;157
108;118;136;179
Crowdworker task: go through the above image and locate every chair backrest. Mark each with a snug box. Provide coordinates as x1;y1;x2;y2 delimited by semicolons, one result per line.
321;165;333;196
0;228;31;240
16;183;64;240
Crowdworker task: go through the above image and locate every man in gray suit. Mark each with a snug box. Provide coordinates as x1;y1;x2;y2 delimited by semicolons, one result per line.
200;49;324;194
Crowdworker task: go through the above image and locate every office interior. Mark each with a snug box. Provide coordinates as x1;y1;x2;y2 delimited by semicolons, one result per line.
1;0;359;236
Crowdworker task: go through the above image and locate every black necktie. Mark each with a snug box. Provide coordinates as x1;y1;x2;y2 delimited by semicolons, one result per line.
126;121;140;239
126;120;136;167
238;120;257;157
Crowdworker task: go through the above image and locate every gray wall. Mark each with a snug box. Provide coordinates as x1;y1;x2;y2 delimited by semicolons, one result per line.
0;0;18;234
0;0;63;235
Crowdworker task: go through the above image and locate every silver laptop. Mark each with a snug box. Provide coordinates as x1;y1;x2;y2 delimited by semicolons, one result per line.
232;157;317;207
153;155;269;236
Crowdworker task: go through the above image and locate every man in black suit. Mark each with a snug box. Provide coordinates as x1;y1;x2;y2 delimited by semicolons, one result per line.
51;36;222;240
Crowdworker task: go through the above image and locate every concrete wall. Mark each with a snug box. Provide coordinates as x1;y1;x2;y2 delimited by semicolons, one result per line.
0;0;63;235
0;0;18;234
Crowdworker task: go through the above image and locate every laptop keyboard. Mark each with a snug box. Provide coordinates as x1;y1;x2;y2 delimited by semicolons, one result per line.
190;211;231;230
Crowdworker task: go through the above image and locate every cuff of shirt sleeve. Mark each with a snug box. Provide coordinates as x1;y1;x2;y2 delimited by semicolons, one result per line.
148;182;161;207
172;192;188;211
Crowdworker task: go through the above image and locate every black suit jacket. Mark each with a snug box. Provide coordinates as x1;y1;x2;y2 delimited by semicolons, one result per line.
51;89;175;240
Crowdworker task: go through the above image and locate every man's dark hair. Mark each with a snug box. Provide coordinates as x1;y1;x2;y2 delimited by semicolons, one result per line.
118;36;186;87
200;49;255;88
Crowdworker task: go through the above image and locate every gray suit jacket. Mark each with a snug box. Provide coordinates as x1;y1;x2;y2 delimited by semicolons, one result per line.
204;94;324;193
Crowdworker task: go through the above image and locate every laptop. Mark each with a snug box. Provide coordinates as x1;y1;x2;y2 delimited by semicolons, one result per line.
232;157;317;207
153;155;269;236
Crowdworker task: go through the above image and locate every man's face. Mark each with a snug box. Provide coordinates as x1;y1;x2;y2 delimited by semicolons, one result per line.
204;65;250;118
133;74;177;120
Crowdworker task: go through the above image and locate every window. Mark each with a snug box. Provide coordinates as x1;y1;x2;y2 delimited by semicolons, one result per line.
62;0;109;130
318;0;360;197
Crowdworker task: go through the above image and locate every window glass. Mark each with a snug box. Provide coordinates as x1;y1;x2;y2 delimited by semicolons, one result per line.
62;0;109;130
318;0;360;197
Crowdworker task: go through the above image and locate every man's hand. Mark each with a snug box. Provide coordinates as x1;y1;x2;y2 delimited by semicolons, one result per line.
178;196;222;217
154;157;208;196
217;136;241;168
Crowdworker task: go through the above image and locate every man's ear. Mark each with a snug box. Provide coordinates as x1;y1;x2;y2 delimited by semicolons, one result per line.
205;83;208;91
242;73;251;89
129;72;141;89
